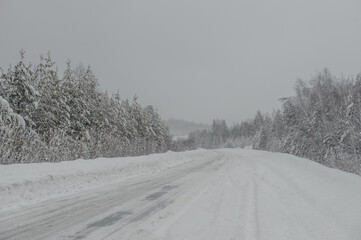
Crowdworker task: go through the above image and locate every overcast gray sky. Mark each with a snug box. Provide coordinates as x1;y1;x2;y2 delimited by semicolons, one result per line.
1;0;361;124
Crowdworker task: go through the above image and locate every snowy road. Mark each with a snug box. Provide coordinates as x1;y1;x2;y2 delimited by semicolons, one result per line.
1;149;361;240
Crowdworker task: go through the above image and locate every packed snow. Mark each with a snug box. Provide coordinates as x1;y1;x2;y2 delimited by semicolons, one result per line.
1;149;361;240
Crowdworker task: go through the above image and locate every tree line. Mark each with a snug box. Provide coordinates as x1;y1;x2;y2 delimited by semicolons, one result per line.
0;51;170;164
2;51;360;176
178;69;361;175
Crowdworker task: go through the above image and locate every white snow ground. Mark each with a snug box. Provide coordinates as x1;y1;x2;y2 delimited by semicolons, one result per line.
0;149;361;240
0;149;217;211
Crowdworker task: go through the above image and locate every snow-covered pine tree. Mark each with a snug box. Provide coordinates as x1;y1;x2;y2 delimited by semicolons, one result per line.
32;53;70;148
4;50;39;128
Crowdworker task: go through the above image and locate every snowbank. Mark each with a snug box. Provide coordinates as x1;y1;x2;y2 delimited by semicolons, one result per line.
0;149;218;211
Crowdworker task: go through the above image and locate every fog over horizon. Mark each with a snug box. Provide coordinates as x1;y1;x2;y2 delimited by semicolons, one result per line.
1;0;361;124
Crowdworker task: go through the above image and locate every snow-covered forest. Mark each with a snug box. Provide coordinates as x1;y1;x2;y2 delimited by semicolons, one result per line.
1;51;360;176
0;51;170;164
181;70;361;175
166;118;210;137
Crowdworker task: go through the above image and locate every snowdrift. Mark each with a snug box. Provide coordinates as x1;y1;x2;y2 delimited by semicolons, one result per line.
0;149;218;211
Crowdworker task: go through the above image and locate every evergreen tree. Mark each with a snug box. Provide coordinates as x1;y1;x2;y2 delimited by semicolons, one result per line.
5;50;39;128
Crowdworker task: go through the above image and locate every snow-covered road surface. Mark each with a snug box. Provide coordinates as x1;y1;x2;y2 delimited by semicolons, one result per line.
1;149;361;240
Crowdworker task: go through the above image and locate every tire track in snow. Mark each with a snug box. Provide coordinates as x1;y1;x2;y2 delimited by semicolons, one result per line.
225;157;260;240
237;179;259;240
